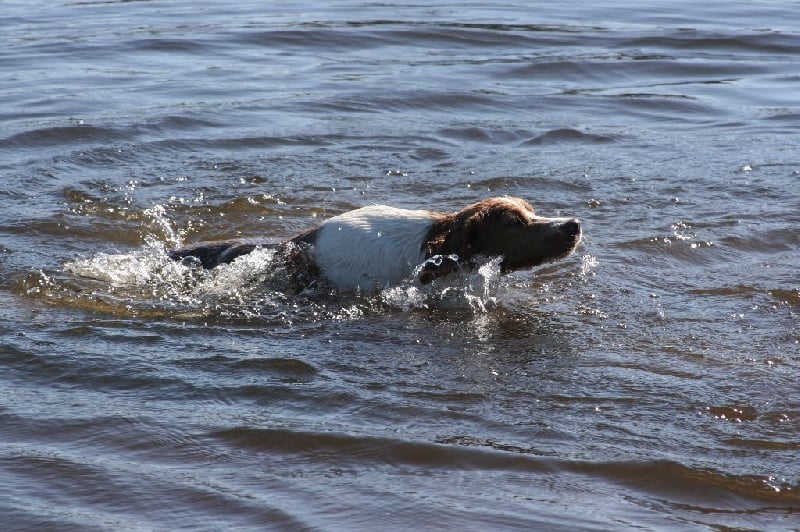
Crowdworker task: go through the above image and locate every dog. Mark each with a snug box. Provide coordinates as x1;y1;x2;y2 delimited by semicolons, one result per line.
168;196;582;293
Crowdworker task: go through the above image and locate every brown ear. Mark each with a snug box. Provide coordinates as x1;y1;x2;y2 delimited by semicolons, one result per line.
448;209;483;258
425;204;484;258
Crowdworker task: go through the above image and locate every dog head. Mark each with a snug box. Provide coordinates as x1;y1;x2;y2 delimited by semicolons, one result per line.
430;196;582;271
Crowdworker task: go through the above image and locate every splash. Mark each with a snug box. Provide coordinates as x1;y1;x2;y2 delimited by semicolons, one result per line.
142;204;183;247
59;238;291;318
381;256;504;312
65;236;182;289
580;254;598;277
29;243;507;321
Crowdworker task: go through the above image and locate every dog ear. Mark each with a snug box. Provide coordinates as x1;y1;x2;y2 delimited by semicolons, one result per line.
450;208;484;258
425;204;484;258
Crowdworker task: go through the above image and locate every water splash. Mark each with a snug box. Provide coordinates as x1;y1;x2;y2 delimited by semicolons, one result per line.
26;241;507;322
65;236;181;289
381;256;504;312
58;239;291;318
142;204;183;247
580;254;598;277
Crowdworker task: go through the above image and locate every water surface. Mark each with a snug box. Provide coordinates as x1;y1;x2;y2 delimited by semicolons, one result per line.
1;1;799;529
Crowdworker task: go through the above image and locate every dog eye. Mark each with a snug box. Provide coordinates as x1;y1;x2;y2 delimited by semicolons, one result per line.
514;216;526;226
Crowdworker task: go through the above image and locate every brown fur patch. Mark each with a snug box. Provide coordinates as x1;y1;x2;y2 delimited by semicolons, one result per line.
423;196;580;273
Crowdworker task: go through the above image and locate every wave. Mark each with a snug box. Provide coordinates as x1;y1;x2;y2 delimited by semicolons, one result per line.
2;124;132;149
210;426;800;507
520;128;620;146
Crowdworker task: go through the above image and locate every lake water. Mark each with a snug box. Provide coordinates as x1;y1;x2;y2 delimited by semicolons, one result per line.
2;0;798;529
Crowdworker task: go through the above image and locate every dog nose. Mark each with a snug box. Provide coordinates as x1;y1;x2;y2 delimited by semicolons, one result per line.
561;218;581;237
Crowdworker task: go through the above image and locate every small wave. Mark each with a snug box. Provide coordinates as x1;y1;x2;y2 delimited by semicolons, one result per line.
580;459;800;506
439;434;800;506
620;32;799;55
147;134;335;152
129;37;211;54
613;235;717;265
720;227;799;254
437;127;532;144
726;438;800;451
238;29;384;51
467;174;592;194
211;425;800;507
3;123;132;148
769;289;800;307
209;426;553;472
520;128;619;146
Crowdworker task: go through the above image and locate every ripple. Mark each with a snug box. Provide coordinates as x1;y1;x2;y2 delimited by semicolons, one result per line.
213;424;800;508
577;459;800;506
177;355;319;384
2;124;132;148
0;445;302;529
306;90;501;114
720;227;799;254
726;438;800;451
129;37;211;54
437;126;532;143
520;128;620;146
612;235;718;265
210;426;555;471
705;405;759;422
620;32;800;55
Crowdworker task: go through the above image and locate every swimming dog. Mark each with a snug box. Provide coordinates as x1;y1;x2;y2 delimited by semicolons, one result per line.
168;196;582;293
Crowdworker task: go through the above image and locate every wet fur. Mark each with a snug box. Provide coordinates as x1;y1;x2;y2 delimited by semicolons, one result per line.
169;196;581;293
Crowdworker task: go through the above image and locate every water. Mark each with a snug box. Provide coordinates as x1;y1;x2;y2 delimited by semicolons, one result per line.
2;0;799;529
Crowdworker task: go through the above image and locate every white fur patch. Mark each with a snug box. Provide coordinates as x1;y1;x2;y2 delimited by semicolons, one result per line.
311;205;435;292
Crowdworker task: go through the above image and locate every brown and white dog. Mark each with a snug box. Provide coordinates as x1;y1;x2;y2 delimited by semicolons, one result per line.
169;196;581;293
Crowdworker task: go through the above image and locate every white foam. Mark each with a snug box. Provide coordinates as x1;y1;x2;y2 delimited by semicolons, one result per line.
381;256;504;312
64;238;284;312
62;239;507;320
